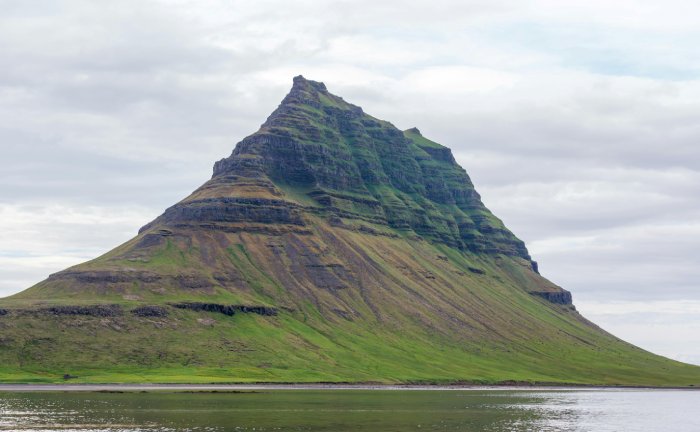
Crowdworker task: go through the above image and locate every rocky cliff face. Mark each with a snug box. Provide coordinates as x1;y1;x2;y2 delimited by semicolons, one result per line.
148;76;536;269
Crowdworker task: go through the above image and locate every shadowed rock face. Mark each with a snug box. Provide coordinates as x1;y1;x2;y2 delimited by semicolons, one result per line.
171;302;278;317
48;270;162;284
172;302;237;316
139;198;307;234
131;305;169;317
40;305;123;317
154;75;536;269
531;290;574;305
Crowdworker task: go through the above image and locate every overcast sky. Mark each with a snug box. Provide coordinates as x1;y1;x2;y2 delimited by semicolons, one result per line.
1;0;699;364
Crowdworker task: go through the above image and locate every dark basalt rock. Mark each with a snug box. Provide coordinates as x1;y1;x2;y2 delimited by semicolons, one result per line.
468;267;486;275
0;308;7;316
42;304;123;317
172;302;237;316
233;305;278;316
45;269;220;293
531;290;573;305
166;223;312;236
202;77;530;266
140;197;306;234
171;302;278;317
421;146;456;164
140;75;538;269
307;190;383;213
48;270;161;284
135;229;173;248
355;224;399;238
131;305;169;317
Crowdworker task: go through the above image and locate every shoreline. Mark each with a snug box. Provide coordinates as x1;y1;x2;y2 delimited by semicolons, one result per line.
0;383;697;392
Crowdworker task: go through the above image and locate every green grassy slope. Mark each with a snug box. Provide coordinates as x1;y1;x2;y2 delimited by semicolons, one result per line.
1;217;699;386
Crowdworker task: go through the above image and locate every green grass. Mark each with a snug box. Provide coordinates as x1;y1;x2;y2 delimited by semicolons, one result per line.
0;308;697;386
403;128;445;149
1;227;699;386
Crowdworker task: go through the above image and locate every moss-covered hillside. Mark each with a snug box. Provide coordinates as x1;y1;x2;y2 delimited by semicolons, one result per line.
1;76;698;386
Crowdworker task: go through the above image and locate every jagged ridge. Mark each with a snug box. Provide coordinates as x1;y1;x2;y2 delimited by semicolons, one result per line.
204;76;534;265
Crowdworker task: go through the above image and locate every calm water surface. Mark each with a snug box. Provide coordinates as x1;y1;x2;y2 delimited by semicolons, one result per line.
0;389;698;431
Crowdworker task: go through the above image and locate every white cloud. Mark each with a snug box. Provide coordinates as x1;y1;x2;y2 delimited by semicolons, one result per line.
578;300;700;316
402;66;519;94
0;204;156;296
578;300;700;365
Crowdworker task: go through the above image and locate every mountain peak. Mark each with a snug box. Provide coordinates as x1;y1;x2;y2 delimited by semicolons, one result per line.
292;75;327;93
274;75;343;114
406;127;422;136
211;76;535;269
3;76;698;387
263;76;363;131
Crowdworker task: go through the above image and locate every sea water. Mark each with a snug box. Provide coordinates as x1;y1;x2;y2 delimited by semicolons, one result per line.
0;388;698;431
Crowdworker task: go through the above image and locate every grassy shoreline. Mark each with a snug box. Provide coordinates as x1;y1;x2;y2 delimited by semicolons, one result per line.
1;382;699;392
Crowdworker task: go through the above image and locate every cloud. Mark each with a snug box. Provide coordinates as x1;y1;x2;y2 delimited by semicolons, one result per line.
0;203;158;294
578;300;700;365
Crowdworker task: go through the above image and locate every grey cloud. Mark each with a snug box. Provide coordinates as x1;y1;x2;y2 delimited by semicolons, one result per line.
578;302;700;364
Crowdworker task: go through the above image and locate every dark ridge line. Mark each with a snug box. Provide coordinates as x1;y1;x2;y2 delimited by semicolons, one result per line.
170;302;278;317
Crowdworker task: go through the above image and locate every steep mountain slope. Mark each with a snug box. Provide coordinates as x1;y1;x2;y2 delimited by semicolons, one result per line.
1;76;698;386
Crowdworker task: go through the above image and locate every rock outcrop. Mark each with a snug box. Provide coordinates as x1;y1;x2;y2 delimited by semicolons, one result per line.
131;305;169;317
149;75;538;271
171;302;278;317
531;290;574;305
41;305;123;317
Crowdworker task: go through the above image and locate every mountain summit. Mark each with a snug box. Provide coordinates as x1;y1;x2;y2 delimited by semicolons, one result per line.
1;76;698;385
148;76;536;271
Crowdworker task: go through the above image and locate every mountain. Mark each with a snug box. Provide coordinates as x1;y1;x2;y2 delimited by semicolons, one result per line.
1;76;698;386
